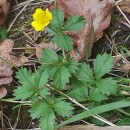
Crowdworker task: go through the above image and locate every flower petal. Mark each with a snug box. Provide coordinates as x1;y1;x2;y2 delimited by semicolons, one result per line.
31;8;52;31
43;21;50;27
33;8;45;21
45;8;52;20
31;21;44;31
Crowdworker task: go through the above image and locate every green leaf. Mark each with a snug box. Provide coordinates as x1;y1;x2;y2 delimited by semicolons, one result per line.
63;16;85;31
68;86;88;102
33;68;49;88
68;76;88;102
77;63;94;83
57;100;130;128
13;85;34;100
53;98;74;118
29;101;55;130
93;53;113;79
50;58;78;89
51;33;73;51
53;66;71;89
39;88;50;98
16;68;33;86
41;48;59;64
14;68;49;100
66;58;79;74
49;9;64;32
41;49;78;89
48;28;58;36
89;89;108;102
40;109;55;130
95;78;118;95
29;101;50;119
14;68;35;100
0;24;7;40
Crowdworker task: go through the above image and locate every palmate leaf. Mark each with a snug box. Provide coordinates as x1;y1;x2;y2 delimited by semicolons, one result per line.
51;58;78;89
52;66;71;89
49;9;85;51
49;9;64;32
51;33;73;51
41;49;59;64
13;85;34;100
30;68;50;98
89;89;108;102
95;78;118;95
93;53;113;79
68;76;88;102
33;68;49;89
39;88;50;98
16;68;33;86
40;109;55;130
14;68;35;100
53;98;74;118
29;101;55;130
68;86;88;102
14;68;49;100
41;49;78;89
57;100;130;128
77;63;94;83
29;101;50;119
66;58;79;74
63;16;85;31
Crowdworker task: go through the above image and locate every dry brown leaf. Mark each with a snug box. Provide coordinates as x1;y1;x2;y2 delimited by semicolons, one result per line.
0;86;7;99
114;54;130;74
50;0;114;59
67;12;94;60
119;0;130;13
0;39;28;98
114;55;123;64
122;63;130;73
56;0;114;41
0;0;11;25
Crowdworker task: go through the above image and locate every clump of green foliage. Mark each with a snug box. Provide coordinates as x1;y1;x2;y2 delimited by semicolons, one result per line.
13;8;130;130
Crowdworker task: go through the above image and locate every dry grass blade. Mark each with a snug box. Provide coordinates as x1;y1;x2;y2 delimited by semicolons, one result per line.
7;2;29;32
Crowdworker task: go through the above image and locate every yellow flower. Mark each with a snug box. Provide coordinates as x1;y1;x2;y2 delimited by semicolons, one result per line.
31;8;52;31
